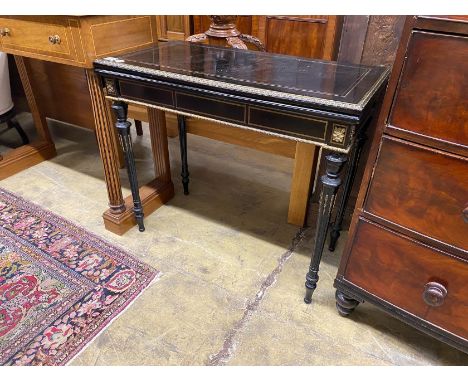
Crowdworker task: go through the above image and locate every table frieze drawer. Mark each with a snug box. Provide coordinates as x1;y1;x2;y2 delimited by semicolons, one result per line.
247;106;328;141
119;81;174;108
0;17;80;64
345;219;468;341
175;92;246;123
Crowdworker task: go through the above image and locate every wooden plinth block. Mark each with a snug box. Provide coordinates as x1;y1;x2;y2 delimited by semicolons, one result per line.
102;178;175;235
0;140;56;180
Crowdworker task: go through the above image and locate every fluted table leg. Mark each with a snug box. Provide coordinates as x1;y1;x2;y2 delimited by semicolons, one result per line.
111;101;145;232
86;69;125;215
304;153;347;304
328;132;366;252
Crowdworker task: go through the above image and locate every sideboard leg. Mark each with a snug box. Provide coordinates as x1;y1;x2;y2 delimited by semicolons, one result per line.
86;69;125;214
335;290;360;317
304;153;347;304
329;132;366;252
177;115;190;195
112;101;145;232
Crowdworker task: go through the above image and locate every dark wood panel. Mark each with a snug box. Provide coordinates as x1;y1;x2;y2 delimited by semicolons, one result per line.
388;31;468;150
156;16;191;41
365;136;468;253
263;16;327;58
345;219;468;340
24;58;95;129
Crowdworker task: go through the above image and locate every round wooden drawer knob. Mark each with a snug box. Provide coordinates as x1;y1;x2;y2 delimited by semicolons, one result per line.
422;282;447;307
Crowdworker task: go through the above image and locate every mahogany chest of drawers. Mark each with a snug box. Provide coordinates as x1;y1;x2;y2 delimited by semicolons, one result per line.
334;15;468;352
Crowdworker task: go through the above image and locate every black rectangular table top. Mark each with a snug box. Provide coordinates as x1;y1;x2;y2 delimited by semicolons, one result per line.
94;41;389;116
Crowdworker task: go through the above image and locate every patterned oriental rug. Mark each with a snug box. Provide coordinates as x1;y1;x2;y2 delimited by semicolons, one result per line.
0;188;159;365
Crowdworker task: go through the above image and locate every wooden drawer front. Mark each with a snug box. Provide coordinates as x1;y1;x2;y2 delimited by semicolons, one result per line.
90;16;154;57
388;31;468;149
365;136;468;252
345;219;468;340
0;18;78;63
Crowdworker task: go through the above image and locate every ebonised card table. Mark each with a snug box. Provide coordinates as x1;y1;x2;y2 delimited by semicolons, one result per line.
94;41;389;302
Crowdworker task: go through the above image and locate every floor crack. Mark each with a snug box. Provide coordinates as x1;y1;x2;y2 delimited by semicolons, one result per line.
206;227;307;366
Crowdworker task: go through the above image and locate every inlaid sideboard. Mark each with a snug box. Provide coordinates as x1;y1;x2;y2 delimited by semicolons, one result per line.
334;15;468;353
0;16;174;234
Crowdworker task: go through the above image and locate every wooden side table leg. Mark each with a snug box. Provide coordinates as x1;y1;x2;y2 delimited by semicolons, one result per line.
288;142;319;226
85;69;125;215
147;107;171;183
14;56;52;143
0;56;56;180
304;153;347;304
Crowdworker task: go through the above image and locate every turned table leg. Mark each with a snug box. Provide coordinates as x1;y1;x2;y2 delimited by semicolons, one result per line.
328;133;366;252
111;101;145;232
304;153;347;303
177;115;190;195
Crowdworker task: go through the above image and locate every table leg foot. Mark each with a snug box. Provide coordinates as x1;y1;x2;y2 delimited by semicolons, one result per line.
335;290;359;317
304;272;319;304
